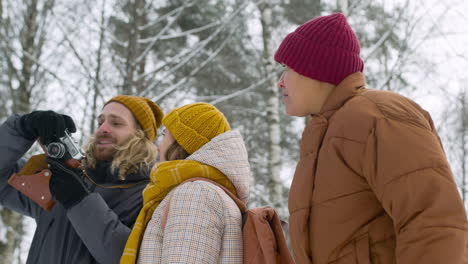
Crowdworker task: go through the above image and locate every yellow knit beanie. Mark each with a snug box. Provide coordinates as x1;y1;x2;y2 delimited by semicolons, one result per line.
162;103;231;154
105;95;164;141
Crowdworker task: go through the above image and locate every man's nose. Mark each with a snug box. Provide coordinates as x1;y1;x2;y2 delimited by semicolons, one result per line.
97;122;111;134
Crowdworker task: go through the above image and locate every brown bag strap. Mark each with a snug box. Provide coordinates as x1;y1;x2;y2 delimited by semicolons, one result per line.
161;177;245;229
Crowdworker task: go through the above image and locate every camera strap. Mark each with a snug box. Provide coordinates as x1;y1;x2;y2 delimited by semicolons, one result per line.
79;164;149;189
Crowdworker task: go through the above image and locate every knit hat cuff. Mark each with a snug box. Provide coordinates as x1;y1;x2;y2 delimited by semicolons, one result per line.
274;32;364;85
163;113;209;154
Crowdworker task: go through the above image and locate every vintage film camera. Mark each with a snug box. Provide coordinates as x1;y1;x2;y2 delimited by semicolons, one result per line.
46;129;84;161
8;129;84;211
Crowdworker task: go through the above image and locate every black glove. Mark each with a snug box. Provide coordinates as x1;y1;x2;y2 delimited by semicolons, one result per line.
17;110;76;145
46;157;90;209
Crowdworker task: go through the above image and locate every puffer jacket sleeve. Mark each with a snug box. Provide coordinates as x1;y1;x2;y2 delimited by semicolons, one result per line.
363;116;468;263
67;187;143;264
0;114;42;219
162;181;225;263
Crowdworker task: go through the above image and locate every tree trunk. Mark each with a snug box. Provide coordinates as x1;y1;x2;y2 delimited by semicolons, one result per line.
259;2;283;209
90;0;107;133
0;209;24;264
17;0;40;113
123;0;147;95
337;0;348;15
135;0;148;95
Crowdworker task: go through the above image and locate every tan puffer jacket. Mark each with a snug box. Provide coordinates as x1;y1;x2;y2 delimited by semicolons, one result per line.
289;72;468;264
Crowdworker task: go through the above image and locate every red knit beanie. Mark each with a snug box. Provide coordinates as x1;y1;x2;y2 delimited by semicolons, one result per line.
274;13;364;85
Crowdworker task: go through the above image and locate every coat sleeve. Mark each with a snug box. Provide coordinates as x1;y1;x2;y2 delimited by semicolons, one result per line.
161;182;225;263
363;117;468;263
0;114;42;219
66;192;139;264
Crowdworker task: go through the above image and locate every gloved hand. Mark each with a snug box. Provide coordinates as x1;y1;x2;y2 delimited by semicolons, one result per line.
17;110;76;145
46;157;90;209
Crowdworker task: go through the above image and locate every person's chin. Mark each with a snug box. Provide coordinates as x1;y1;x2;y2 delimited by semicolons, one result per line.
94;148;115;161
286;107;310;117
284;105;299;116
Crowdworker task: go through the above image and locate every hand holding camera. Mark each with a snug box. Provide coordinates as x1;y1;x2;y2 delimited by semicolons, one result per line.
18;110;83;166
13;110;89;209
8;111;89;210
17;110;77;145
46;156;90;209
29;111;89;209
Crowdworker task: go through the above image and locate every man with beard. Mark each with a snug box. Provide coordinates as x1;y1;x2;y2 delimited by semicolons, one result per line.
0;95;163;264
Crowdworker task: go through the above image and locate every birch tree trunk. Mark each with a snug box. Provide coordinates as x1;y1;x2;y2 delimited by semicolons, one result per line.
258;2;283;208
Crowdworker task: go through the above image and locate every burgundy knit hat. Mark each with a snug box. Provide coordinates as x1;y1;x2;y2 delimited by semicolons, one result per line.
274;13;364;85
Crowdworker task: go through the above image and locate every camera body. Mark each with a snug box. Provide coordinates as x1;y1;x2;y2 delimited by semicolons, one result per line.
47;129;84;160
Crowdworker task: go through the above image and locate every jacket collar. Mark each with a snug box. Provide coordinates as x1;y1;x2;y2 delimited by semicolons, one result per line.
301;73;366;157
317;72;366;119
187;131;250;204
86;161;149;184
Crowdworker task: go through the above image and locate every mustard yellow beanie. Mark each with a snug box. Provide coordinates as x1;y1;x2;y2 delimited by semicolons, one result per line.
105;95;164;141
162;103;231;154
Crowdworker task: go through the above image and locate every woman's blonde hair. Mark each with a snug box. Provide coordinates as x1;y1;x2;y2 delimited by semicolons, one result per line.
82;128;158;180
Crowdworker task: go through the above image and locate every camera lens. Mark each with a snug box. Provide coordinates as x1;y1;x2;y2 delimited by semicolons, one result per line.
47;142;66;159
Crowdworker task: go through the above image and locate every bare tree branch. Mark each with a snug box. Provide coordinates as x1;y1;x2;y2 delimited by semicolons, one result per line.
376;2;450;90
363;0;408;62
51;9;103;89
140;20;221;42
424;1;468;61
133;2;187;65
137;1;195;31
151;22;237;102
210;67;282;105
141;0;258;98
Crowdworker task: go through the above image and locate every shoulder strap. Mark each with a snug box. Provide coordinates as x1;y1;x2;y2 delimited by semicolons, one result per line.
161;177;246;229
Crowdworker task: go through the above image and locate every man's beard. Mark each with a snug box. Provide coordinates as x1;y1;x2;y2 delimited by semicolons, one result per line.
93;146;116;161
93;137;118;161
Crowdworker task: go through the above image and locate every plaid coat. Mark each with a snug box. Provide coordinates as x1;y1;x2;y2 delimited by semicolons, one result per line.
137;131;250;264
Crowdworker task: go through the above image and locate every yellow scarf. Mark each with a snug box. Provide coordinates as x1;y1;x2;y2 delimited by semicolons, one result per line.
120;160;237;264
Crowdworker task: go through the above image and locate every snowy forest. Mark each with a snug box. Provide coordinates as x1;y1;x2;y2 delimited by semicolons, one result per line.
1;0;468;262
